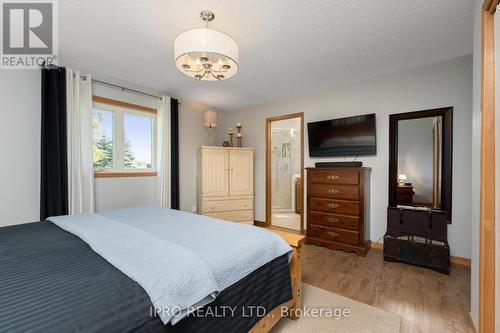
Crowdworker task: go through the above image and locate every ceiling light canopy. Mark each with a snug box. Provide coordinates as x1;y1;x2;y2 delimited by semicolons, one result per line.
174;10;239;81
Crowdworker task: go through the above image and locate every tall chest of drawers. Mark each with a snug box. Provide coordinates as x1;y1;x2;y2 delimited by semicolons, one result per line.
306;167;371;256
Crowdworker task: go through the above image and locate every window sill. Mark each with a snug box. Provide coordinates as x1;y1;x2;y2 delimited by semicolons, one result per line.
94;171;157;178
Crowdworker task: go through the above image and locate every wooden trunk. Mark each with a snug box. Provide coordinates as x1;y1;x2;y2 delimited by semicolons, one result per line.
384;207;450;274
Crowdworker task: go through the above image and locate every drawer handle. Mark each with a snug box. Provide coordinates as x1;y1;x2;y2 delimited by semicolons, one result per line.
328;203;338;209
326;175;339;180
326;231;338;238
327;217;339;223
327;188;339;194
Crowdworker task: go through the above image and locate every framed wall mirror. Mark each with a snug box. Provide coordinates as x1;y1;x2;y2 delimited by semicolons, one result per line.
265;113;304;233
388;107;453;222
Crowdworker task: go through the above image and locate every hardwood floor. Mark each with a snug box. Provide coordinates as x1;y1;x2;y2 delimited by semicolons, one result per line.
301;244;474;333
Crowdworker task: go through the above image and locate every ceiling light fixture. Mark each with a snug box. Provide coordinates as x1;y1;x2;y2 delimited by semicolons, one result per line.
174;10;239;81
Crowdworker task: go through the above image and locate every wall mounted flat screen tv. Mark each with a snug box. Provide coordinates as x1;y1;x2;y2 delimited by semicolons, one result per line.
307;113;377;157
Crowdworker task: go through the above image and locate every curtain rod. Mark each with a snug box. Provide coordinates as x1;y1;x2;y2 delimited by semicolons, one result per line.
89;78;162;100
41;65;165;101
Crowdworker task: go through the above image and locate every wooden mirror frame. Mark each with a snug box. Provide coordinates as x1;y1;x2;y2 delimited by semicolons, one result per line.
265;112;305;233
388;107;453;222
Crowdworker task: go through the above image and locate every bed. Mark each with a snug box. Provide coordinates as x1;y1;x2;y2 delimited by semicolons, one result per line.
0;207;303;333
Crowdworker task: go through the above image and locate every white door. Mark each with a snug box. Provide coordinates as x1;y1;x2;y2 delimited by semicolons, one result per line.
229;149;254;196
201;149;229;197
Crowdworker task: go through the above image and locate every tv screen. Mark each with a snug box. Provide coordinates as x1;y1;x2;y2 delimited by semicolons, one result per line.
307;114;376;157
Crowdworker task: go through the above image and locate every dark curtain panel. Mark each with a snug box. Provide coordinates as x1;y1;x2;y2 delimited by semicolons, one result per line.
40;67;68;220
170;98;180;210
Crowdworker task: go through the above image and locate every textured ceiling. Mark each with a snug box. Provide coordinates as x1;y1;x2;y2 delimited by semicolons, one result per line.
59;0;473;110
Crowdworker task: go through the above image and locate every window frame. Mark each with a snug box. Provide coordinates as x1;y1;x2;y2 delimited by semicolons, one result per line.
92;96;157;178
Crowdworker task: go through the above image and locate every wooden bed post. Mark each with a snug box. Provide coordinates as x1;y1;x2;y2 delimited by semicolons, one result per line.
286;238;303;320
249;228;305;333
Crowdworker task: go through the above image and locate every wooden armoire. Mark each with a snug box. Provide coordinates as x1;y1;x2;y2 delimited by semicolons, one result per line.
197;146;254;224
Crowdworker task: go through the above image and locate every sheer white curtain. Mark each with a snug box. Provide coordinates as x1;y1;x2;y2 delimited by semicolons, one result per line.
157;96;171;208
66;69;95;214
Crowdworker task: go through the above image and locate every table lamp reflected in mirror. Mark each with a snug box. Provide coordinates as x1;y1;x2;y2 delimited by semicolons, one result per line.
398;174;407;186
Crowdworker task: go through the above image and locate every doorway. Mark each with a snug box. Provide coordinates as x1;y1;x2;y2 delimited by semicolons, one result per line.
266;113;304;233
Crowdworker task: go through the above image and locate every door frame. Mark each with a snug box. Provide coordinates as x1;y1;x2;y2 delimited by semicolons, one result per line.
265;112;305;233
480;1;497;333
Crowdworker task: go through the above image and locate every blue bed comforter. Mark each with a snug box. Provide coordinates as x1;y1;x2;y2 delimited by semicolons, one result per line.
48;207;292;326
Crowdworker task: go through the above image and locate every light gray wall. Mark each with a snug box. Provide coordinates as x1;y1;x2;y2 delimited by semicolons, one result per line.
94;176;158;211
470;0;482;328
90;78;221;212
0;67;220;221
397;117;435;204
59;62;222;213
91;80;222;213
0;70;41;227
178;98;222;213
91;81;161;212
219;55;473;259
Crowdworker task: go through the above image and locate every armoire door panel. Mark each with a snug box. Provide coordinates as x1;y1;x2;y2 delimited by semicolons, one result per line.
229;150;254;196
201;149;229;197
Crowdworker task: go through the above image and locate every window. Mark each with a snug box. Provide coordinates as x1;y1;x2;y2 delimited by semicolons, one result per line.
124;114;153;169
92;109;114;169
92;96;157;176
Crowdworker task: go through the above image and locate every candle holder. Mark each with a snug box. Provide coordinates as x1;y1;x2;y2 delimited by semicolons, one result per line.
228;128;234;147
236;123;243;147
